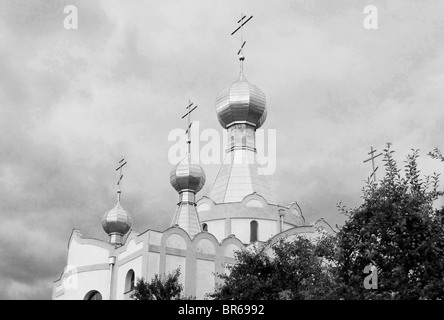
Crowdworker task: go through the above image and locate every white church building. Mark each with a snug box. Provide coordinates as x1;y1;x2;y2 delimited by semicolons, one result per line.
52;34;336;300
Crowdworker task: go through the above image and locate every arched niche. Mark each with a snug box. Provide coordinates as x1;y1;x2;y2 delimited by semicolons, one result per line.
84;290;102;300
125;269;135;293
166;233;187;251
196;238;216;255
224;244;241;259
250;220;258;243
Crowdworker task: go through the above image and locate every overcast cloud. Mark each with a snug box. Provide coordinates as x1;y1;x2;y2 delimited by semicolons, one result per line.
1;0;444;299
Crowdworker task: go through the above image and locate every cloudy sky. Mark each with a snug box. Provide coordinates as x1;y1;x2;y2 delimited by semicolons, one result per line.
1;0;444;300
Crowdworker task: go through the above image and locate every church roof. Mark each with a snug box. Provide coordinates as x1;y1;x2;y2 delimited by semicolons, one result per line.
171;202;201;237
209;149;276;205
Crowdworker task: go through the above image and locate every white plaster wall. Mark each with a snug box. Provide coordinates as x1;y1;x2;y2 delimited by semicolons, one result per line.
165;255;186;288
58;269;110;300
283;223;295;231
147;252;160;281
258;220;279;240
196;238;216;255
197;203;211;213
149;230;163;245
231;219;277;243
166;233;187;250
196;259;215;299
116;256;143;300
224;244;240;259
204;220;225;241
53;283;64;299
67;239;109;267
118;239;143;260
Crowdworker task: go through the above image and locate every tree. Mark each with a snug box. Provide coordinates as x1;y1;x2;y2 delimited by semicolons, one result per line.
335;144;444;299
209;233;338;300
131;268;191;300
210;144;444;300
428;147;444;162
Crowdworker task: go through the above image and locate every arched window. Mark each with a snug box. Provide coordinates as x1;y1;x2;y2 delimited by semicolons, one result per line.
84;290;102;300
125;269;135;293
250;220;258;243
202;223;208;232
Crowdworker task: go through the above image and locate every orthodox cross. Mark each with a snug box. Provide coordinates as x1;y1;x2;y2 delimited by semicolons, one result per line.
363;146;382;182
231;13;253;58
115;156;127;201
181;100;198;154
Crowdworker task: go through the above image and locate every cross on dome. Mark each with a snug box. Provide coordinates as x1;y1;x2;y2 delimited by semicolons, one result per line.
102;157;133;245
181;100;198;155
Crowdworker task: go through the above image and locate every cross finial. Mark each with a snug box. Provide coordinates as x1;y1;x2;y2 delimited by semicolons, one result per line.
181;100;198;155
363;146;383;182
231;13;253;69
115;156;127;202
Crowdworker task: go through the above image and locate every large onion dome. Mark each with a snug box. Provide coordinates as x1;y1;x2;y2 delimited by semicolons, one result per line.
215;65;267;129
170;155;206;193
102;199;132;244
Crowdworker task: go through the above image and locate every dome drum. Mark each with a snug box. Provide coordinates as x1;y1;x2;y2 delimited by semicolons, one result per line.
178;190;196;203
108;233;124;245
226;123;256;151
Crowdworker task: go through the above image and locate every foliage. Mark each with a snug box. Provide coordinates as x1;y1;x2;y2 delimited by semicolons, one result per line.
335;144;444;299
210;144;444;300
209;234;338;300
428;147;444;162
131;268;193;300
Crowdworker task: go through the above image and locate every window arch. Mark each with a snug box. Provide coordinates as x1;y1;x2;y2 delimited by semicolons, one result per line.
202;223;208;232
84;290;102;300
125;269;135;293
250;220;258;243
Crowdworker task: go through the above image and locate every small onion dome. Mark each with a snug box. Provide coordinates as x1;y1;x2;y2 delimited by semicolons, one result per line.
102;201;132;236
215;71;267;129
170;156;206;193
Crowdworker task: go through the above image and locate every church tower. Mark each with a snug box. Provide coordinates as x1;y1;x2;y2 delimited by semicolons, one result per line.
170;154;206;237
196;15;306;244
209;54;275;205
170;102;206;237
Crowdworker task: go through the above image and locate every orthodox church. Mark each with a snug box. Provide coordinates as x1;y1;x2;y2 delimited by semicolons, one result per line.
52;28;336;300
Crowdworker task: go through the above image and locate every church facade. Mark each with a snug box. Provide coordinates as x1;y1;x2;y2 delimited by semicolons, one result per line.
52;43;335;300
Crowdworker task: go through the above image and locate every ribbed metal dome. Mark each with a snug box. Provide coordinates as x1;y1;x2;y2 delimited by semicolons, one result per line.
102;201;132;235
170;155;206;193
215;71;267;129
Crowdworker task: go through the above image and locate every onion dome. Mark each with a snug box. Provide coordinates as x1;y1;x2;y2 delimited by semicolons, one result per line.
215;61;267;129
170;155;206;193
102;200;132;235
102;195;132;245
170;155;206;237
